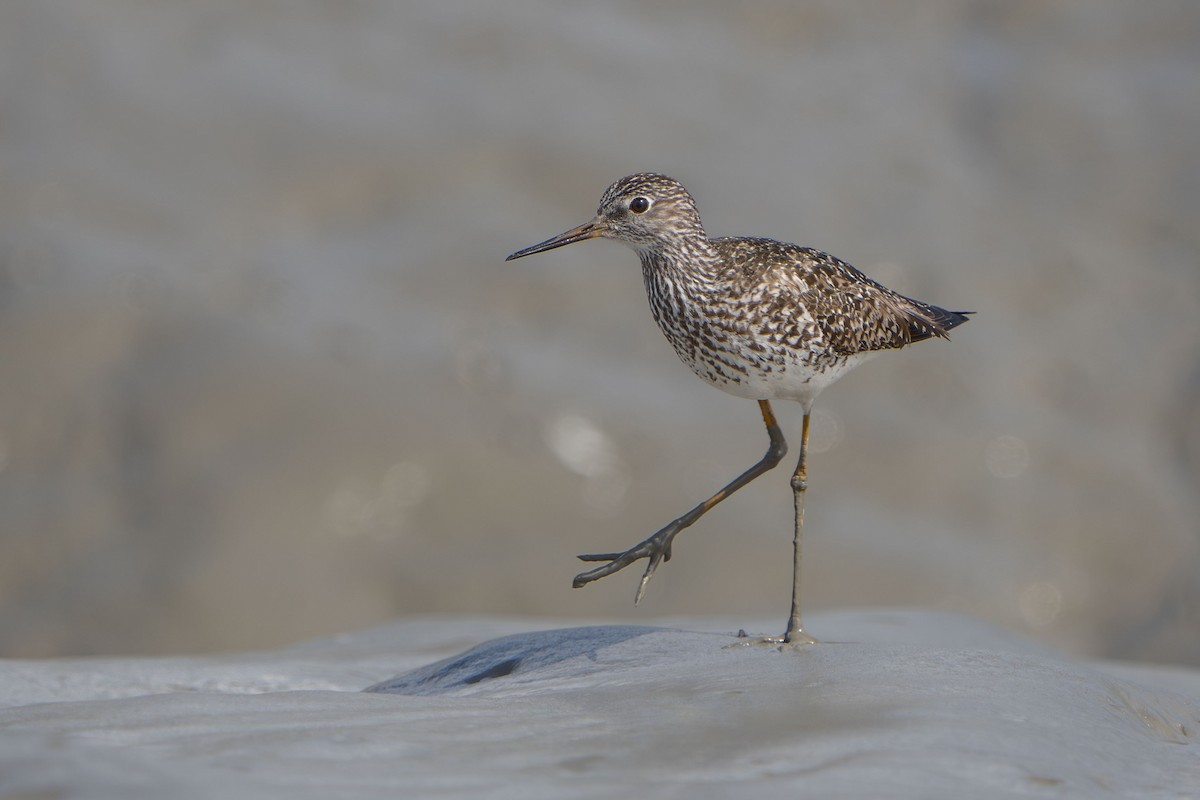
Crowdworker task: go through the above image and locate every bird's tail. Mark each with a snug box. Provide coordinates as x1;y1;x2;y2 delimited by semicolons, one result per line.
905;302;973;342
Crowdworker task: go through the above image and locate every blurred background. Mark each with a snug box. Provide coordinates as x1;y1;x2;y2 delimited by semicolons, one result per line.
1;2;1197;662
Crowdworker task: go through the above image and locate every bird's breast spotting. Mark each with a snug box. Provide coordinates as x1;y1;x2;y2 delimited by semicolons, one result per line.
642;266;860;404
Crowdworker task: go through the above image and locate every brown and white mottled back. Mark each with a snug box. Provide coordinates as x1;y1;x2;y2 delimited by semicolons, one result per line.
587;173;970;411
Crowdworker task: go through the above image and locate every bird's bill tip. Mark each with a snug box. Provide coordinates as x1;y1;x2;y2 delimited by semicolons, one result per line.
505;221;602;261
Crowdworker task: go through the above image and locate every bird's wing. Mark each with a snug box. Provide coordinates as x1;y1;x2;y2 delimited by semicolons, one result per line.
713;238;968;355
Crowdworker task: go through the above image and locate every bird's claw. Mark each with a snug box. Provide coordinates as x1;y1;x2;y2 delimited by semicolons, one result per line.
572;528;677;603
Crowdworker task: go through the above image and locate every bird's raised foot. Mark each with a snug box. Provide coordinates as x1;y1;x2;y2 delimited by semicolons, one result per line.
572;523;681;604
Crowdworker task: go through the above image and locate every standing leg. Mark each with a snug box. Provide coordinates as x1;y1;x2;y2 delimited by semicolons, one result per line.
784;413;817;645
575;400;788;603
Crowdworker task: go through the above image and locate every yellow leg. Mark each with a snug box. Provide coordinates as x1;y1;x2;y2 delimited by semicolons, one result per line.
575;400;788;603
784;413;817;645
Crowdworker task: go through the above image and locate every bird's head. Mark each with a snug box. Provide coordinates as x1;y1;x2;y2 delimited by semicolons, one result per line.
506;173;705;261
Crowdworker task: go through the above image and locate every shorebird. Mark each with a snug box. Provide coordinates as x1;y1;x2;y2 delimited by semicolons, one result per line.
506;173;970;644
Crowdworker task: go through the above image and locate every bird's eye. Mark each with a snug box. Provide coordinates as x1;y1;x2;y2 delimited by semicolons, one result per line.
629;196;651;214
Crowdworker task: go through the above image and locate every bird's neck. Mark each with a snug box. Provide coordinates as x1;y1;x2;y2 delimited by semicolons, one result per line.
636;235;720;289
636;236;725;341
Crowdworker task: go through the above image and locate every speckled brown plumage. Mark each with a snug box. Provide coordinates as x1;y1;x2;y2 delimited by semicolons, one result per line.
507;173;970;645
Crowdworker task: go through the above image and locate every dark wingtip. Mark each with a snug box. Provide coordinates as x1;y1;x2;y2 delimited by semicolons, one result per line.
938;309;974;332
908;305;973;343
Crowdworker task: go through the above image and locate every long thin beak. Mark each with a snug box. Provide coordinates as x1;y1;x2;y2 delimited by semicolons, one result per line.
505;220;604;261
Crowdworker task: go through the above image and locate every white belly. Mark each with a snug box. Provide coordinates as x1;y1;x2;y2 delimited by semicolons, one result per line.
694;348;880;411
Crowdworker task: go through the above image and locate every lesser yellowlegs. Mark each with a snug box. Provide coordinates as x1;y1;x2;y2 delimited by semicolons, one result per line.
507;173;970;645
